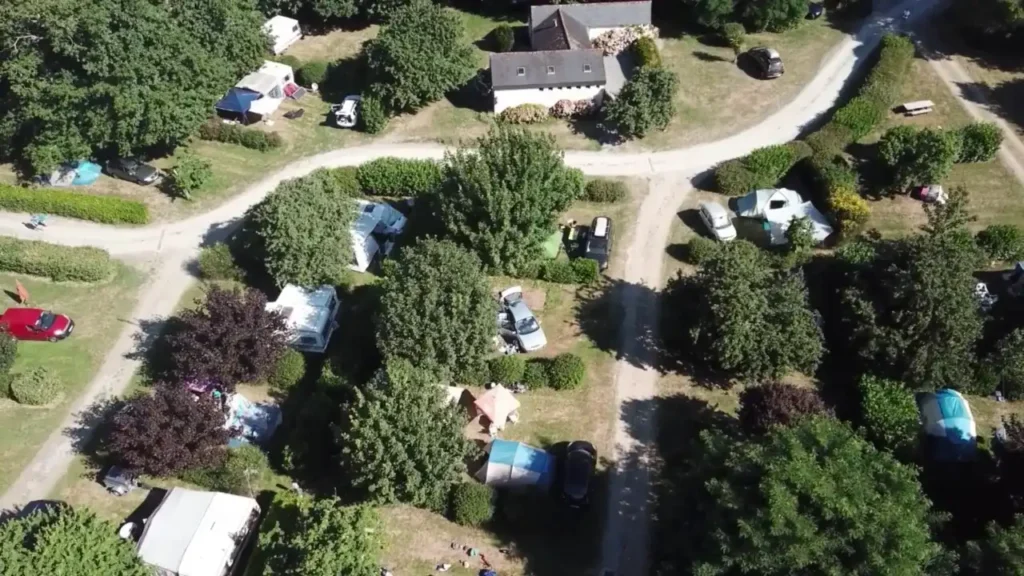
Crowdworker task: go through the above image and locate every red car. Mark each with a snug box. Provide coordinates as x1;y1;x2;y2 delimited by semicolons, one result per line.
0;308;74;342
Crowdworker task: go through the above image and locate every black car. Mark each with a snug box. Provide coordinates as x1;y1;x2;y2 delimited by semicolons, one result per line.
583;216;612;271
105;157;161;185
749;47;785;80
807;2;824;19
562;440;597;507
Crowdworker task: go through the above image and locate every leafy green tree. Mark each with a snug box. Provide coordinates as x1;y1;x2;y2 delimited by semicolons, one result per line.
0;505;149;575
690;418;952;575
992;329;1024;400
337;359;471;511
244;169;358;287
170;152;213;200
722;22;746;57
741;0;809;32
958;122;1003;163
672;240;823;381
436;126;584;274
923;185;976;236
689;0;736;29
965;516;1024;576
880;126;961;187
365;0;476;113
251;492;382;576
604;66;679;138
310;0;360;18
376;239;493;378
859;375;919;456
0;0;266;175
977;224;1024;261
782;215;815;267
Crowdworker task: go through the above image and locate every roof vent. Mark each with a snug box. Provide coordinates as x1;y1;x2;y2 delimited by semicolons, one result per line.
583;64;592;73
517;67;526;76
547;66;555;75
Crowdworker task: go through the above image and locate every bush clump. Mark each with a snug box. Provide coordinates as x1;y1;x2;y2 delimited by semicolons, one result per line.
197;243;243;281
0;236;116;282
450;482;494;527
356;157;443;197
584;179;628;203
0;332;17;398
977;224;1024;262
270;349;306;391
0;183;149;225
488;355;526;383
9;367;62;406
523;359;548;389
632;36;661;67
537;258;599;284
493;24;515;53
197;121;283;152
547;353;586;391
272;55;302;70
713;142;812;196
686;236;721;265
499;104;549;125
359;94;389;135
957;122;1003;163
827;187;871;232
297;60;329;86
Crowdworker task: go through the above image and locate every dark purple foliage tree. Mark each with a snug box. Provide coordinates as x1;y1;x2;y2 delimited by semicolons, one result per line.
107;385;229;476
738;382;828;435
168;286;288;392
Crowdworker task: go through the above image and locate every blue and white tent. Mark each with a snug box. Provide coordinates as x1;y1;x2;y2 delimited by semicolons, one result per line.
477;439;554;488
917;389;978;461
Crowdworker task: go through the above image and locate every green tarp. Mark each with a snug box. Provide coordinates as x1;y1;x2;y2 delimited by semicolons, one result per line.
541;229;562;260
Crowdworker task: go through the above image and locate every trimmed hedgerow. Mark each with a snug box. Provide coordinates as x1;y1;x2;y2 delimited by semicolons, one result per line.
523;359;548;389
632;36;661;68
713;141;812;196
270;349;306;391
356;157;442;197
488;355;526;383
197;120;283;151
359;95;389;135
10;367;62;406
0;236;115;282
584;179;628;203
537;258;600;284
547;353;586;391
0;183;149;224
499;104;549;125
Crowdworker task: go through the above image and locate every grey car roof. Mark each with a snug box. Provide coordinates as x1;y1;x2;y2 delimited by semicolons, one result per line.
700;201;729;219
490;50;606;90
530;1;652;30
508;300;535;323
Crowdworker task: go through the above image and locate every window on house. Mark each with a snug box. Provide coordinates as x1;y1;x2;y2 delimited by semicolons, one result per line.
547;66;555;75
584;64;592;73
516;67;526;76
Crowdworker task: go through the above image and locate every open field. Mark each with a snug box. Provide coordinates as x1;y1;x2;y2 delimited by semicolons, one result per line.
0;266;144;493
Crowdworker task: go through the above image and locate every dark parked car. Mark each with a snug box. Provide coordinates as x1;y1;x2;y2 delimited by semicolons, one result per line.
749;47;785;79
583;216;612;271
0;308;74;342
105;158;161;185
807;2;824;19
562;440;596;507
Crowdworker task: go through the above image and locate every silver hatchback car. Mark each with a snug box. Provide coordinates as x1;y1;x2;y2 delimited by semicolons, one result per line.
497;286;547;352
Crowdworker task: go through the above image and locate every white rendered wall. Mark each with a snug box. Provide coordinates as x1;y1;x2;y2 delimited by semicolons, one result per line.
588;26;617;40
493;85;604;113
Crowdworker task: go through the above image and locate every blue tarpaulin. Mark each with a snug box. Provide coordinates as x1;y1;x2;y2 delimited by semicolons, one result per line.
71;161;101;185
215;88;260;114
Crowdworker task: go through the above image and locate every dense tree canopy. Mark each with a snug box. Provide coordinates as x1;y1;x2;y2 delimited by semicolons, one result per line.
376;239;493;378
107;385;229;476
689;417;952;575
436;126;584;274
670;240;824;381
858;374;919;456
250;492;382;576
687;0;735;29
365;0;476;113
741;0;809;32
603;66;679;139
0;0;266;175
965;516;1024;576
992;329;1024;400
168;286;288;391
0;505;149;576
337;359;471;511
244;169;359;287
737;382;827;435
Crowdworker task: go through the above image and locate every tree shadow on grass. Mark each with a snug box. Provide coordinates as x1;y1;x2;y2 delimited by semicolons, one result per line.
692;50;732;63
957;79;1024;141
125;315;186;386
575;278;672;372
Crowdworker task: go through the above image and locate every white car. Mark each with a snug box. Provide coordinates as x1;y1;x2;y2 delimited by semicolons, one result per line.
698;202;737;242
330;95;361;128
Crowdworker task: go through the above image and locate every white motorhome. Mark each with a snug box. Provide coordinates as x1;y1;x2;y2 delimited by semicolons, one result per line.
263;16;302;55
350;200;408;272
265;284;341;353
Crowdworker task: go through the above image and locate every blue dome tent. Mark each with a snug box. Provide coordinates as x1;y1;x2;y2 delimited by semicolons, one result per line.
477;439;553;488
916;389;977;461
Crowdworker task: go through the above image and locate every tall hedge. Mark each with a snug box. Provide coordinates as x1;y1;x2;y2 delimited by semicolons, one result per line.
713;142;812;196
356;157;442;197
0;237;116;282
0;184;149;224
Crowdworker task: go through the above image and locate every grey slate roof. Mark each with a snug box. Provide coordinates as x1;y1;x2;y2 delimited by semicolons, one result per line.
490;50;606;90
531;9;590;51
530;1;652;31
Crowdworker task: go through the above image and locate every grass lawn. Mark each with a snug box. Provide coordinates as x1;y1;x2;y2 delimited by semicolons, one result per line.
0;266;144;494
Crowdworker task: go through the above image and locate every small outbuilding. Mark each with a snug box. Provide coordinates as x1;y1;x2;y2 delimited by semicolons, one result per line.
917;389;978;461
477;439;554;488
263;16;301;55
265;284;341;353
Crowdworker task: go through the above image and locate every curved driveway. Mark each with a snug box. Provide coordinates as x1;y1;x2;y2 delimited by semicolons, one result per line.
0;2;937;574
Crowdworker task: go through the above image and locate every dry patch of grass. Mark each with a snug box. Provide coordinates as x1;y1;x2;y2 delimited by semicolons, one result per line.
285;25;379;62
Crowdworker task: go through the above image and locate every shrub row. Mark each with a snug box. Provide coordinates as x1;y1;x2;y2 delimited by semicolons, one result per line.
532;258;600;284
359;95;389;134
297;60;329;87
632;37;661;68
197;244;244;281
9;367;62;406
486;353;586;390
0;183;149;224
356;157;443;197
584;179;628;203
0;237;116;282
499;104;549;125
713;141;813;196
805;34;915;232
198;120;283;152
977;224;1024;262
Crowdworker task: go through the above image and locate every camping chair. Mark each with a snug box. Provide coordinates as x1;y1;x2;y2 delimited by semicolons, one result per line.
29;214;48;230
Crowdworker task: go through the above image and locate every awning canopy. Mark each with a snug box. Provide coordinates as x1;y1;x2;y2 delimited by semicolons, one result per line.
214;88;261;114
474;385;520;427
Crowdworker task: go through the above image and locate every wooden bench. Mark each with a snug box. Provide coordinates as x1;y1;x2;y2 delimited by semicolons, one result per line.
901;100;935;116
